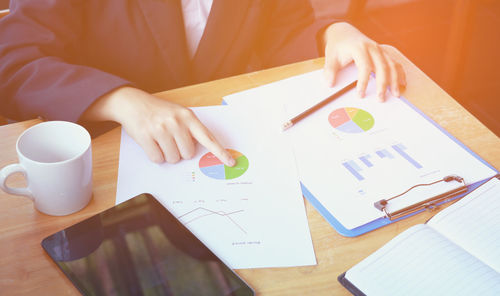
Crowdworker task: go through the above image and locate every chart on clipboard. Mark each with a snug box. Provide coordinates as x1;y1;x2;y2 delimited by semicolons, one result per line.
223;66;498;236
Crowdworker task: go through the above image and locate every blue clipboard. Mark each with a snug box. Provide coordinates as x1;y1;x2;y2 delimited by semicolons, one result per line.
222;98;498;237
301;97;498;237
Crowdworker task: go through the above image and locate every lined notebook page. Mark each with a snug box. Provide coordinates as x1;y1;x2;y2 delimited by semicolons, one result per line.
429;177;500;272
346;224;500;296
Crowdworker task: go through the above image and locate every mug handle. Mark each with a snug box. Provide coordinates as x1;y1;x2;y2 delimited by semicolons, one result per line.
0;163;33;200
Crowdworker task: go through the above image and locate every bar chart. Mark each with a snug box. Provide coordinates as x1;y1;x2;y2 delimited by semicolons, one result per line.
343;143;423;181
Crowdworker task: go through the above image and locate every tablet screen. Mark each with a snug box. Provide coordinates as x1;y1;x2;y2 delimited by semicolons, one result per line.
42;193;254;296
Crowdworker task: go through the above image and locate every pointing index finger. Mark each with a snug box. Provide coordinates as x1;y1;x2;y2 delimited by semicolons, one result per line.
189;118;235;167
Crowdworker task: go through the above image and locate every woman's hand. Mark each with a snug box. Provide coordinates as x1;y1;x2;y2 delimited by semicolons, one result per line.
323;22;406;101
82;86;235;166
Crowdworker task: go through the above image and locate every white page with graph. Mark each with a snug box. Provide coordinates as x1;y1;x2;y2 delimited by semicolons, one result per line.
344;177;500;296
224;66;497;230
116;106;316;269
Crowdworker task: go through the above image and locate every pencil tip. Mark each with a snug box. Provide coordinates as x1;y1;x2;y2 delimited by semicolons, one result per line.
282;121;293;131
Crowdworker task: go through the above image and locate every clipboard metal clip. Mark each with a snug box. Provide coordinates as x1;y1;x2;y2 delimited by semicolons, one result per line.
374;175;468;221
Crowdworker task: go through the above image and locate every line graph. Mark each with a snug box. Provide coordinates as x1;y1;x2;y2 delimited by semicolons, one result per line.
177;207;247;234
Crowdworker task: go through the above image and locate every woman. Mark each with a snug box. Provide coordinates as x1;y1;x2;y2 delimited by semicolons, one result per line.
0;0;405;165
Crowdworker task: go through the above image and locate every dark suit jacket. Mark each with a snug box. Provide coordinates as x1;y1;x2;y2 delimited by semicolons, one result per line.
0;0;332;122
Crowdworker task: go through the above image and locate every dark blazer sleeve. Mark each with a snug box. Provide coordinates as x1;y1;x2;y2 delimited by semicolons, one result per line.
0;0;131;122
255;0;335;68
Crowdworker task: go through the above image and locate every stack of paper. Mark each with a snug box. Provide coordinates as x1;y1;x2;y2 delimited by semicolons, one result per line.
116;65;496;269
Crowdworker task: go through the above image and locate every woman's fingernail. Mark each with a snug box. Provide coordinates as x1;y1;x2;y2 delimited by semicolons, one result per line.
378;92;385;102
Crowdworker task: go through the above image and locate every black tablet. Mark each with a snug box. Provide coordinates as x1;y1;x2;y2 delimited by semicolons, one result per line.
42;193;254;296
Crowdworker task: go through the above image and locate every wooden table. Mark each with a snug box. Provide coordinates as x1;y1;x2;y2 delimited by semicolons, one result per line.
1;49;499;295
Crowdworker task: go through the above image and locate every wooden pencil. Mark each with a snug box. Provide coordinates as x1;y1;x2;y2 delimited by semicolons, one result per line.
282;80;357;131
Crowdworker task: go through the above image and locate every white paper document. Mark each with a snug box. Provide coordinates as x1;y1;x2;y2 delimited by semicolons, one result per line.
116;106;316;269
224;66;497;230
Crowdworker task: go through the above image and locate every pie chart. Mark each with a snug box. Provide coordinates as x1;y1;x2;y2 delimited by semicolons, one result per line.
328;107;375;133
199;149;249;180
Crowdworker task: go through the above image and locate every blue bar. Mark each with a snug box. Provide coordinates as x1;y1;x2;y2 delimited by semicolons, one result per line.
348;160;362;171
382;149;394;159
359;155;373;167
342;162;364;181
376;150;385;158
392;144;423;169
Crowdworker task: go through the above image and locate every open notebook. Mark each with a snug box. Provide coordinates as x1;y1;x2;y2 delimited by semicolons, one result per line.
339;175;500;296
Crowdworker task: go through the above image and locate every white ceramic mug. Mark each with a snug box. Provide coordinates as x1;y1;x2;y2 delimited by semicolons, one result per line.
0;121;93;216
